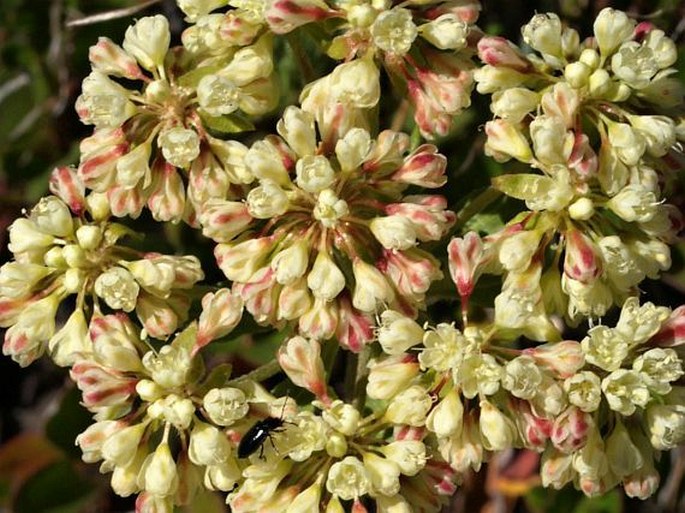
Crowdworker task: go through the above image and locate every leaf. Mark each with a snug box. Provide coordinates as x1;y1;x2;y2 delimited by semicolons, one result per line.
491;173;557;202
200;113;255;135
177;64;224;89
573;490;622;513
0;434;63;492
180;488;227;513
45;387;93;458
13;460;95;513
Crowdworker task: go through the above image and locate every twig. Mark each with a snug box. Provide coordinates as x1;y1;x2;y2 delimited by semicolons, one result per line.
66;0;163;27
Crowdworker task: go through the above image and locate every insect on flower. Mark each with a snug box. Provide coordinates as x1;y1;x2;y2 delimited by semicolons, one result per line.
237;397;291;459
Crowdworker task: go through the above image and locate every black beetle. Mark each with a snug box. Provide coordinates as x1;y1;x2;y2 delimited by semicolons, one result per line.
237;416;286;458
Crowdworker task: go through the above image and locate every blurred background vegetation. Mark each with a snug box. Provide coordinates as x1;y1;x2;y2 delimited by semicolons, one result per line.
0;0;684;511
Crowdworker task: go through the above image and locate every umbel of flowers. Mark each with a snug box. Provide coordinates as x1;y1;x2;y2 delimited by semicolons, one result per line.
1;3;685;513
201;103;454;349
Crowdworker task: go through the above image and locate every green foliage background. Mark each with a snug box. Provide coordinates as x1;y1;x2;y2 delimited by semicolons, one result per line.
0;0;684;512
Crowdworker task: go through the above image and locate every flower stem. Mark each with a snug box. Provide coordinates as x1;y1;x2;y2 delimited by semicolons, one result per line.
452;186;503;232
229;359;282;385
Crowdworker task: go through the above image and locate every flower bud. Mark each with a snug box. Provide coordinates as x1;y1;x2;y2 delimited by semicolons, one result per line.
298;297;338;340
200;199;252;242
102;422;148;466
366;354;419;400
271;240;309;285
214;236;274;282
351;258;394;313
76;420;124;463
188;421;232;466
139;442;178;497
307;251;345;301
484;119;532;163
593;8;635;57
426;387;463;438
48;308;91;367
477;36;532;72
522;13;562;58
246;179;289;218
279;336;328;401
420;14;468;50
362;452;400;496
196;288;243;350
605;421;643;477
380;440;426;476
370;215;417;250
385;385;432;426
551;406;591;453
123;15;170;72
479;400;517;451
321;400;360;436
377;310;423;355
491;88;539;123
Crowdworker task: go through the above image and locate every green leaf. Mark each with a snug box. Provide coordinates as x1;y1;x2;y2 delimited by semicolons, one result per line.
177;64;224;89
45;387;93;458
491;173;557;202
13;460;95;513
200;113;255;135
573;491;622;513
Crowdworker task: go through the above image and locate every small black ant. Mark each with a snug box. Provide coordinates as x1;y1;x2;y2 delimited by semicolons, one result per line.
237;396;292;459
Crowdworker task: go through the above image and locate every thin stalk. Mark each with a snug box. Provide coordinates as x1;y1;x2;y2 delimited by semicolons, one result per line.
286;33;316;84
228;359;282;385
452;187;503;232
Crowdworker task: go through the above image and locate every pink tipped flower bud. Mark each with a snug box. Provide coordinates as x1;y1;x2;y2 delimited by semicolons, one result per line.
266;0;335;35
76;419;126;463
3;294;60;367
147;161;185;223
214;236;275;282
278;336;329;403
392;145;447;188
564;229;601;284
551;406;591;453
448;232;484;305
385;196;455;242
540;447;574;489
649;304;685;348
196;288;244;351
623;462;660;499
199;199;253;243
335;295;374;352
379;248;442;302
477;36;532;72
89;313;146;372
484;119;532;163
77;128;128;191
298;297;338;341
523;340;585;378
70;360;138;411
511;399;553;449
366;354;419;400
49;166;86;216
89;37;143;80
